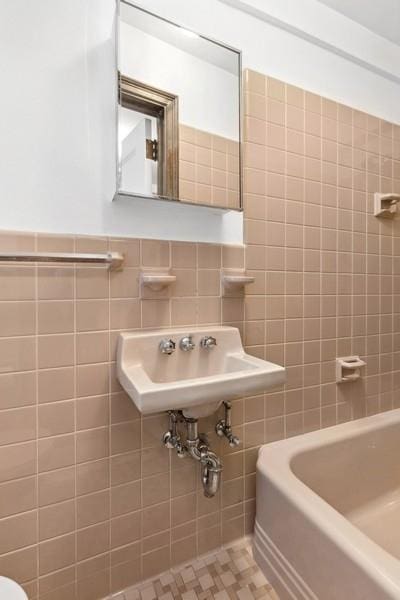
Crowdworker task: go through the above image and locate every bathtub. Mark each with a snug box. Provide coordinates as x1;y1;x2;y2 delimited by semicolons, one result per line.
254;409;400;600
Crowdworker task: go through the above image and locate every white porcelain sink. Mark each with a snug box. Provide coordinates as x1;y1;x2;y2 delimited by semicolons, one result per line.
117;326;285;417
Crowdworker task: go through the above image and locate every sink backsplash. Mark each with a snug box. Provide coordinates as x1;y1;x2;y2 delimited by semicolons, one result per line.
1;68;400;599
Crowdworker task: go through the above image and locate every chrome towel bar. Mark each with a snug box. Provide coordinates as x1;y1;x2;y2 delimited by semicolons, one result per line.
0;251;124;270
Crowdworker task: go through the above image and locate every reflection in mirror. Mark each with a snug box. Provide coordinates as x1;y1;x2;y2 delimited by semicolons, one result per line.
119;108;158;195
116;1;242;210
119;75;179;198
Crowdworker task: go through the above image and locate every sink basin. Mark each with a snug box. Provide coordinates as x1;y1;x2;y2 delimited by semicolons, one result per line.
117;326;286;417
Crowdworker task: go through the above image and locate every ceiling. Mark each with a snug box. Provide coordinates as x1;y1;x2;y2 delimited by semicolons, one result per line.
317;0;400;45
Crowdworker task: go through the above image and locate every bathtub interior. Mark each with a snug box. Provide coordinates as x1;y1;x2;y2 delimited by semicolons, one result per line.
290;421;400;560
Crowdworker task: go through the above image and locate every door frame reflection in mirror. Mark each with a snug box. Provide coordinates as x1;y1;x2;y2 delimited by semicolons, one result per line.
119;75;179;199
114;0;243;212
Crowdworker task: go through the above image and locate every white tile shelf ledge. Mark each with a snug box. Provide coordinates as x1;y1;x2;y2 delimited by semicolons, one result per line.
223;273;255;285
139;270;255;294
140;271;177;291
222;270;255;294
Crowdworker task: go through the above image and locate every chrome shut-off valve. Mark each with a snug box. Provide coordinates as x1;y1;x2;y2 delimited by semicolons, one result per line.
216;401;240;447
163;411;185;457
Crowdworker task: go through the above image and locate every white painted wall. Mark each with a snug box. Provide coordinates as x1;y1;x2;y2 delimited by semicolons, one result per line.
0;0;399;245
0;0;242;245
137;0;400;123
317;0;400;46
223;0;400;81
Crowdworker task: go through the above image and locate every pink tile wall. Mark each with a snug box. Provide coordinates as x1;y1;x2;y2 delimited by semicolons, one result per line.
1;68;400;599
243;69;400;437
179;124;240;209
0;232;246;600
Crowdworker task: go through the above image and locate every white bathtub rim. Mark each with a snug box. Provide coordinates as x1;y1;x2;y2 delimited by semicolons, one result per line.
253;521;318;600
257;408;400;598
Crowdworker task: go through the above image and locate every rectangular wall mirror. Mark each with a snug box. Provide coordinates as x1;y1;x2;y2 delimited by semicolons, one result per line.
116;1;242;210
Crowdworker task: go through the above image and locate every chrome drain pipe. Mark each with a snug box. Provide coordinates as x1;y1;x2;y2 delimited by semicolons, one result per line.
201;451;223;497
185;417;223;498
162;411;223;498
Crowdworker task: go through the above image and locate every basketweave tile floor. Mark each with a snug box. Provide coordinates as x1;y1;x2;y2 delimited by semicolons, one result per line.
108;538;278;600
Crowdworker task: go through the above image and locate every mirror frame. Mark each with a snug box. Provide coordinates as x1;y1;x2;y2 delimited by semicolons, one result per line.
114;0;243;211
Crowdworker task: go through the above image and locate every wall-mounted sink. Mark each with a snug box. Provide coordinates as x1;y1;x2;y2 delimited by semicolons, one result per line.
117;326;285;417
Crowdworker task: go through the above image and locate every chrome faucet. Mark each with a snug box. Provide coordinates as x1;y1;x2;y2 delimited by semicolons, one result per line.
159;339;176;355
179;335;195;352
200;335;217;349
